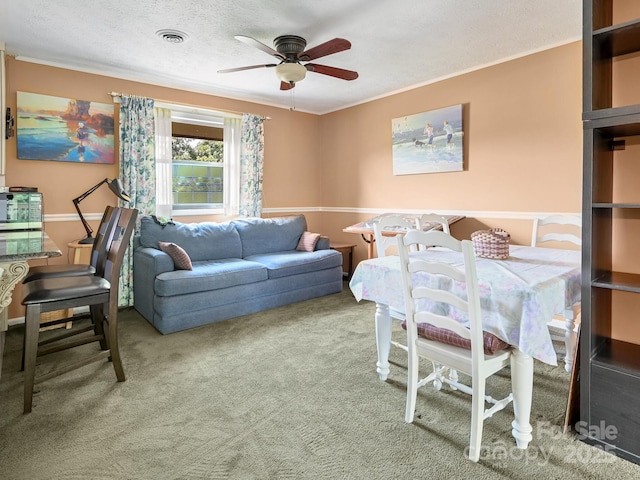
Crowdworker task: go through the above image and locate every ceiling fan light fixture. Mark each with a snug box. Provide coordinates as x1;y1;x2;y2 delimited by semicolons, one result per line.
275;63;307;83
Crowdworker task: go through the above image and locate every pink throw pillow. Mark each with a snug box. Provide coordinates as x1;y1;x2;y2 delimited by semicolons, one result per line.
297;231;321;252
158;241;193;270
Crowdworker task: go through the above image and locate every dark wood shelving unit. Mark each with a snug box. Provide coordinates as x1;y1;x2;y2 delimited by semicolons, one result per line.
582;0;640;465
593;17;640;56
592;338;640;373
592;271;640;292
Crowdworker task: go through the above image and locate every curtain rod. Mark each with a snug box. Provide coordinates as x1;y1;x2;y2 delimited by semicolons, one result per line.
107;91;270;120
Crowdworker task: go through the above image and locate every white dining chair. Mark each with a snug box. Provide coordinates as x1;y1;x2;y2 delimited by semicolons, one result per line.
531;214;581;248
415;213;450;251
531;214;581;372
373;215;416;259
373;215;416;354
397;230;514;462
416;213;450;234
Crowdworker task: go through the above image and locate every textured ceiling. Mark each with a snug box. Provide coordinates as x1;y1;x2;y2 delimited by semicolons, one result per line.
0;0;582;114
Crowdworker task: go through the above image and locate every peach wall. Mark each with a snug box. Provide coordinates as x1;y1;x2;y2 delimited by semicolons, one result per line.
4;57;322;317
3;41;584;319
321;42;583;264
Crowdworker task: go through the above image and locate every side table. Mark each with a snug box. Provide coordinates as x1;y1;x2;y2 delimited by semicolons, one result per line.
330;242;356;280
68;240;93;264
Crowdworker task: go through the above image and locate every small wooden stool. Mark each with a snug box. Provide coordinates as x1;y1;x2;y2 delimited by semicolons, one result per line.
330;242;356;280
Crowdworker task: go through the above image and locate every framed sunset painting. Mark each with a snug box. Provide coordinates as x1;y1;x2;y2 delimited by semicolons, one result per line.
391;104;463;175
16;91;115;164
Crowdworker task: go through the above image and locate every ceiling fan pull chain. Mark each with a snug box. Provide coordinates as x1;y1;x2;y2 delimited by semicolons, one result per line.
290;88;296;111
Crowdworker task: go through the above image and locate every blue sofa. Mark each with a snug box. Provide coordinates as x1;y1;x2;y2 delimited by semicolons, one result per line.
133;214;343;334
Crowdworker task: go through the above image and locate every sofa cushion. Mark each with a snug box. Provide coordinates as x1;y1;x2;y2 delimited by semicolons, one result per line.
139;216;242;261
155;258;268;297
158;242;193;270
244;249;343;279
232;215;307;257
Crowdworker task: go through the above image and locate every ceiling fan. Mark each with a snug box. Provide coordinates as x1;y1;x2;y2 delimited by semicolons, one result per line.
218;35;358;90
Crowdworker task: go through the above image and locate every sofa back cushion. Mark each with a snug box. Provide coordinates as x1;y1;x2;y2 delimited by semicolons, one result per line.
139;216;242;261
232;215;307;257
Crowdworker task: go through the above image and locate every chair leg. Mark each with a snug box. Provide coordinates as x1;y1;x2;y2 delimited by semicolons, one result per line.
468;379;486;462
448;368;459;391
91;304;108;350
21;324;26;372
23;304;42;414
106;300;125;382
405;349;419;423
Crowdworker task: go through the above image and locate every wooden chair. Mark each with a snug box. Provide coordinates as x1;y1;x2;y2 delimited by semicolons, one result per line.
531;214;581;372
373;215;417;353
21;207;138;413
22;206;119;283
416;213;450;234
397;230;514;462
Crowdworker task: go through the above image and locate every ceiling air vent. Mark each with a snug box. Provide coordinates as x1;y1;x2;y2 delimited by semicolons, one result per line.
156;29;189;44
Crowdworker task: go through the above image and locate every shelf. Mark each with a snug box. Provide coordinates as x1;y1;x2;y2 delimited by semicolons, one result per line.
592;338;640;376
592;271;640;292
583;110;640;134
593;18;640;57
583;105;640;122
593;203;640;208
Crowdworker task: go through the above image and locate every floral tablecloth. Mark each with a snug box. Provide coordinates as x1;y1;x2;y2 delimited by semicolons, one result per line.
349;245;581;365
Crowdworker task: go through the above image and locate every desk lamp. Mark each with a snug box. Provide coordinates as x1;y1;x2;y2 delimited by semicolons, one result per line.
73;178;130;244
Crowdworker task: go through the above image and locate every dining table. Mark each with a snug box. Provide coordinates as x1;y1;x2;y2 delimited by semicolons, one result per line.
0;230;62;380
349;244;581;451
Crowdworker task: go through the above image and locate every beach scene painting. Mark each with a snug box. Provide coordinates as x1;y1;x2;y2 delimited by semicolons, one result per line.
17;92;115;164
392;104;463;175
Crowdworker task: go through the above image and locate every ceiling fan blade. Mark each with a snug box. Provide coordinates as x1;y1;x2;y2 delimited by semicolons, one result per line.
218;64;277;74
280;81;295;91
305;63;359;81
235;35;285;60
299;38;351;61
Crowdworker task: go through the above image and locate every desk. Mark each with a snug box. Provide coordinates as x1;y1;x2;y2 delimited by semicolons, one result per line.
343;213;465;258
349;245;581;450
0;231;61;380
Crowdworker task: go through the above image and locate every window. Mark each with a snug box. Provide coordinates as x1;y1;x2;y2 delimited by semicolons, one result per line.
154;104;241;217
171;123;224;209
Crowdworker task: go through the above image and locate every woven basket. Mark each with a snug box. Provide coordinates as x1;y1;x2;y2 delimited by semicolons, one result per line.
471;228;510;259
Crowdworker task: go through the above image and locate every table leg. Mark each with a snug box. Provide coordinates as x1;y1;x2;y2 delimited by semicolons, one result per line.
510;349;534;450
375;303;392;381
0;261;30;381
366;234;375;259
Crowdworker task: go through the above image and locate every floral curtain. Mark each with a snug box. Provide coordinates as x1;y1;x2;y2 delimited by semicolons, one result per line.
118;95;155;306
238;114;264;217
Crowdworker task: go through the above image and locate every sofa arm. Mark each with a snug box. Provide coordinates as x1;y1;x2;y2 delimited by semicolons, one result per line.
133;246;175;323
134;246;175;275
316;235;330;250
